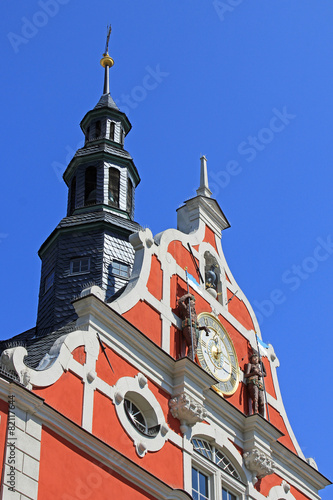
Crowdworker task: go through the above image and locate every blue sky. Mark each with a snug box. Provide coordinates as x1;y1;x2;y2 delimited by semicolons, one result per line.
1;1;332;495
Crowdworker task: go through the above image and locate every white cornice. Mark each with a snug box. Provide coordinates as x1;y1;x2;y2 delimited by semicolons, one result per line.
73;293;176;393
177;196;230;238
271;440;331;496
243;414;283;454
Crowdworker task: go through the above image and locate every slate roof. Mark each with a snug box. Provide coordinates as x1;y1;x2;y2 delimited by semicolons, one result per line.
94;93;119;111
0;322;78;370
75;142;133;161
56;211;142;233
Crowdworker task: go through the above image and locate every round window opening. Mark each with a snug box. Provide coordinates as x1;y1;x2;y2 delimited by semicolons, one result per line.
124;392;160;438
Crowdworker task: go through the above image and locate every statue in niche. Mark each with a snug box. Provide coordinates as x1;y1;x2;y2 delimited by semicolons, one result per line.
178;293;208;359
205;264;218;291
244;353;267;417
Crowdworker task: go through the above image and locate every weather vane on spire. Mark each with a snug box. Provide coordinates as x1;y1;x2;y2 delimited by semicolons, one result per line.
100;24;114;95
104;24;112;55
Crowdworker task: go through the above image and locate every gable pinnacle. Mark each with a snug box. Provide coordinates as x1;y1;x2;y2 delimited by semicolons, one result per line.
196;155;212;198
100;25;114;95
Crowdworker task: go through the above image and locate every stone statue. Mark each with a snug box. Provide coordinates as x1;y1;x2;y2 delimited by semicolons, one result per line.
244;353;267;417
205;264;218;291
178;293;208;359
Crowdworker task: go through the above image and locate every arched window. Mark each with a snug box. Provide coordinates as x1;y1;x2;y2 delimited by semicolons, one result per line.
109;167;120;207
109;121;115;141
127;177;133;215
69;176;76;214
84;166;97;206
191;438;243;500
192;438;241;480
95;120;101;139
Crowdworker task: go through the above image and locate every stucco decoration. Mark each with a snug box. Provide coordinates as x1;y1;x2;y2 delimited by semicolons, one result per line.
0;347;31;386
112;373;170;457
108;167;307;459
267;480;296;500
80;284;105;300
243;447;275;484
0;329;100;389
306;457;318;470
169;393;207;434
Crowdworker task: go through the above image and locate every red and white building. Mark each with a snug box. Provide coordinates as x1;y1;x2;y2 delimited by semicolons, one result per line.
0;37;330;500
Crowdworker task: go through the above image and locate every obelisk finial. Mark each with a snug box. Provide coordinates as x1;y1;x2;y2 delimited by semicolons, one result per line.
196;155;212;197
100;25;114;95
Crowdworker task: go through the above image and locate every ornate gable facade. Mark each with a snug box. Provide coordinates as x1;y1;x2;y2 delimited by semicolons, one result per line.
0;30;330;500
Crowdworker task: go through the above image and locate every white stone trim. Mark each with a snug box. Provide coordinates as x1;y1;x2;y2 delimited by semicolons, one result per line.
1;399;42;500
0;315;328;500
161;316;171;353
190;422;247;484
267;480;296;500
189;446;247;500
107;210;307;462
112;373;169;457
0;379;190;500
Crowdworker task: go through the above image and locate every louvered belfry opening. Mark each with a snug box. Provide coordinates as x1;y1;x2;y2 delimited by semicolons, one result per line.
127;177;133;215
109;167;120;207
84;166;97;206
109;121;115;141
69;176;76;215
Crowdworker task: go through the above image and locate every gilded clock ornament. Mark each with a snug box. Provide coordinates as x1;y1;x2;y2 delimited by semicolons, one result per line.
197;313;239;396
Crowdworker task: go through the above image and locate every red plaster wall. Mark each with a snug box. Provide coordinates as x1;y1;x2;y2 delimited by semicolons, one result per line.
123;301;162;347
95;343;139;386
203;226;218;252
33;372;83;426
38;427;158;500
94;346;181;437
0;399;8;475
257;472;313;499
154;385;181;436
167;241;199;280
255;473;283;495
226;289;254;331
147;255;163;301
72;346;86;365
93;391;183;489
170;325;182;359
268;405;298;454
261;357;277;399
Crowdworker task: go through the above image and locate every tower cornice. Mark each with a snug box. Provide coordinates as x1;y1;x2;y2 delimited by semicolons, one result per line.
80;105;132;136
38;214;141;259
63;147;140;187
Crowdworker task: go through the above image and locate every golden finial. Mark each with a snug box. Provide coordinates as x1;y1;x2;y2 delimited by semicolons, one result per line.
100;25;114;68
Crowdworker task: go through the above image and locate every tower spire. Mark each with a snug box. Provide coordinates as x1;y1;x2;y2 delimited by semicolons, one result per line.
100;25;114;95
196;155;212;197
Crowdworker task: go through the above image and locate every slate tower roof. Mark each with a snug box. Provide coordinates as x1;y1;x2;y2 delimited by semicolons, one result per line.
35;37;142;336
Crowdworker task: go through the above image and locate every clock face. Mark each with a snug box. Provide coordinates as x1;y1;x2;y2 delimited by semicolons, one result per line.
197;313;239;396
